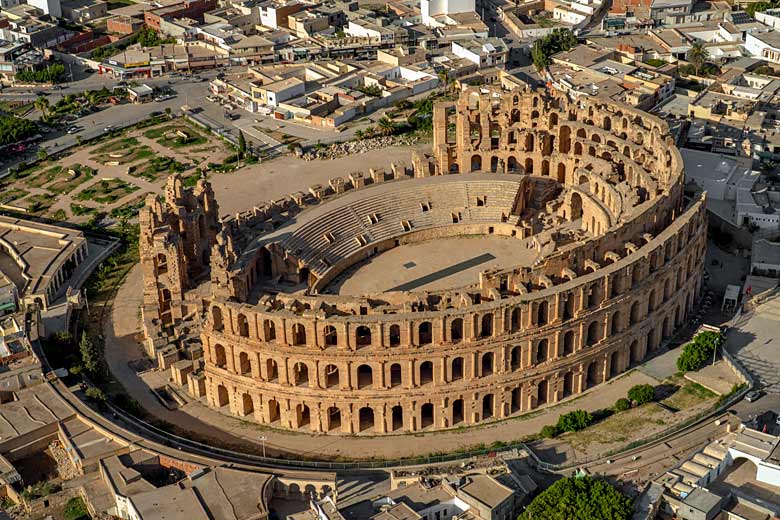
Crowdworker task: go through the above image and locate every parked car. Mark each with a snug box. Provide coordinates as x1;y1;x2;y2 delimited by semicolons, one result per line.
67;126;81;134
225;112;240;120
746;390;764;402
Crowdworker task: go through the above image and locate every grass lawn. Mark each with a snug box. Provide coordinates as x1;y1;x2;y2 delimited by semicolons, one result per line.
662;378;717;411
70;203;99;217
25;193;56;215
109;194;147;220
144;124;207;148
563;403;670;452
0;188;30;205
92;137;140;155
76;179;139;205
133;155;186;182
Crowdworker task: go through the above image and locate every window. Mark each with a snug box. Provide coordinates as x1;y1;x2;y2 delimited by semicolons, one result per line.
367;213;380;224
452;212;462;223
323;232;336;243
420;202;431;212
401;220;412;231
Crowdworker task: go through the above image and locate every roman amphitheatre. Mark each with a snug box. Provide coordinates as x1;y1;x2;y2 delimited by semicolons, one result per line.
136;85;707;440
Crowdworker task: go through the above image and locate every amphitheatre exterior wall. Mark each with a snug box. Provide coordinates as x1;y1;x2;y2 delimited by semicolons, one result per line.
140;86;707;435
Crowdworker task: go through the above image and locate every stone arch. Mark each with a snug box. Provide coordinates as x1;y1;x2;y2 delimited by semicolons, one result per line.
450;318;464;343
482;393;494;419
510;346;520;371
611;310;622;335
563;371;574;398
263;319;276;341
451;357;464;380
559;125;571;154
574;141;583;155
481;352;494;376
629;339;640;365
216;384;229;407
391;405;404;431
570;192;583;220
537;380;548;406
355;325;371;347
358;407;374;432
471;154;482;172
327;406;341;431
214;344;227;369
586;362;599;388
418;321;432;345
296;403;310;429
510;308;521;331
292;323;307;346
525;133;534;152
542;159;550;176
452;399;464;424
603;116;611;131
535;338;548;364
420;402;434;429
357;364;373;389
237;313;249;337
507;156;518;172
325;364;339;388
238;351;251;375
266;358;278;381
630;301;641;325
586;320;600;346
389;324;401;347
238;393;253;416
293;362;309;386
419;360;433;385
212;307;224;332
390;363;402;387
563;330;575;355
524;157;534;174
536;300;549;325
549;112;559;127
557;163;566;183
324;325;338;346
480;313;493;337
610;350;620;378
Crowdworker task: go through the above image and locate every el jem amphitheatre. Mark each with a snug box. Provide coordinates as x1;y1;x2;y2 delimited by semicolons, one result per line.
137;85;707;438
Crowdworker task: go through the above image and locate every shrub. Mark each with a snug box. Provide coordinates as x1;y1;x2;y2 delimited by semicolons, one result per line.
677;330;724;372
64;496;89;520
540;424;560;438
556;410;594;432
85;387;106;403
627;384;655;405
614;398;631;411
519;475;633;520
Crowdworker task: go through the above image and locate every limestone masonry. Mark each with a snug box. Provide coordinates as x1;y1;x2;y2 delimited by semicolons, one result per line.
139;85;707;435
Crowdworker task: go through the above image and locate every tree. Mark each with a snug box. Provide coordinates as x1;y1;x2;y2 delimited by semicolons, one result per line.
34;96;50;118
532;29;577;71
377;116;396;136
37;149;48;161
0;114;38;146
556;410;594;432
540;424;560;438
627;384;655;405
519;476;634;520
164;106;172;118
677;330;724;372
79;331;100;375
85;386;106;403
687;41;709;76
238;130;247;157
614;398;631;411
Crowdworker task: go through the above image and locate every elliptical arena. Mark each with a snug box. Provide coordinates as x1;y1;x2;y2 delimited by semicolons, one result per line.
139;86;707;437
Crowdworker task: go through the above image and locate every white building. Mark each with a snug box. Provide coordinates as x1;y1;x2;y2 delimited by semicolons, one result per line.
552;5;588;25
420;0;475;27
755;8;780;30
451;38;508;68
26;0;61;17
745;31;780;64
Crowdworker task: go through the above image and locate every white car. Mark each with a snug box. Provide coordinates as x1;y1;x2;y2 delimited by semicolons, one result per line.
67;126;81;134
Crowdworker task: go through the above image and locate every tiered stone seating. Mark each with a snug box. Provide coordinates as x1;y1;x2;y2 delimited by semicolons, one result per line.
279;180;524;277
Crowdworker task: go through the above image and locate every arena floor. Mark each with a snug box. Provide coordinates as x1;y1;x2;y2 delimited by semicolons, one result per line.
326;235;539;295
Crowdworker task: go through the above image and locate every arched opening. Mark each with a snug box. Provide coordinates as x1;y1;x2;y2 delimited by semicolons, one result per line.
239;352;251;375
237;313;249;337
296;403;310;428
327;407;341;431
630;301;641;325
481;352;494;376
391;405;403;431
563;371;574;398
559;125;571;153
538;380;548;406
611;311;622;335
510;388;521;413
586;362;599;388
418;321;432;345
292;323;307;346
324;325;338;346
359;407;374;432
357;364;373;389
480;313;493;337
263;319;276;341
452;399;464;424
510;346;520;371
535;339;548;364
450;318;463;343
482;394;494;420
586;321;600;346
603;116;611;131
325;364;339;388
419;361;433;385
563;330;575;355
510;308;520;331
214;344;227;369
525;157;534;174
610;351;620;378
293;362;309;386
537;300;548;325
356;326;371;347
390;363;402;387
471;154;482;172
155;253;168;275
629;340;639;365
451;357;464;381
216;384;229;407
241;393;253;416
212;307;224;332
268;399;280;422
490;156;499;172
507;156;517;172
563;294;574;320
574;142;583;155
420;403;434;429
570;192;583;220
525;133;534;152
557;162;566;183
648;289;657;312
389;324;401;347
266;359;278;381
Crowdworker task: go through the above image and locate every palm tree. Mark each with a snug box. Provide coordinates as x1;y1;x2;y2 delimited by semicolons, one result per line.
34;96;50;118
377;117;396;136
687;41;709;76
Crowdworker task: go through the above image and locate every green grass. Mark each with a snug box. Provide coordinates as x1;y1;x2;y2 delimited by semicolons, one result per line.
109;195;147;219
25;165;63;188
662;380;717;411
144;124;207;148
76;179;139;205
644;58;666;67
71;203;99;217
0;188;29;205
25;193;56;214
